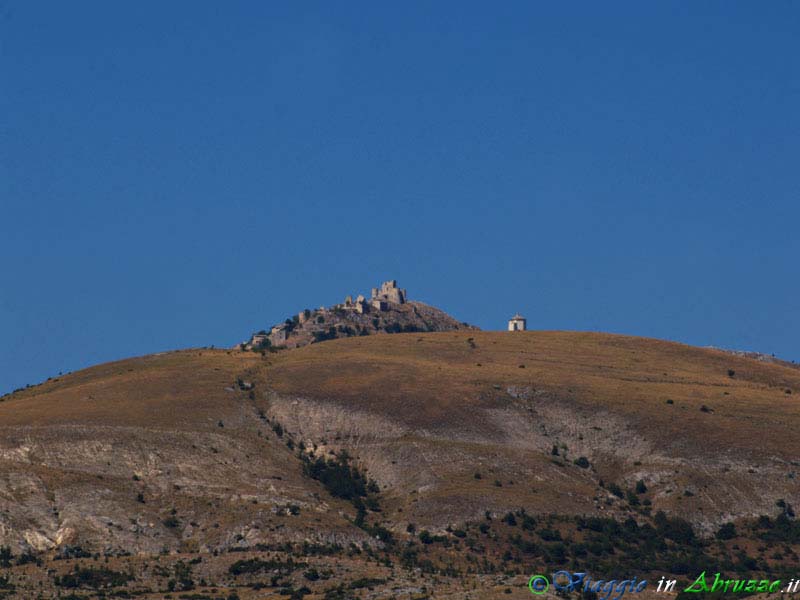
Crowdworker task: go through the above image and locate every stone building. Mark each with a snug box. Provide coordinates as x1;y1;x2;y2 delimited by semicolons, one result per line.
339;294;369;314
508;314;527;331
250;333;269;347
338;280;405;314
269;324;288;346
371;280;406;305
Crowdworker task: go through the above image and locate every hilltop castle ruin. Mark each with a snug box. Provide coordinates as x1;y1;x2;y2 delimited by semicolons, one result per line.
335;280;407;314
372;280;406;305
242;279;475;351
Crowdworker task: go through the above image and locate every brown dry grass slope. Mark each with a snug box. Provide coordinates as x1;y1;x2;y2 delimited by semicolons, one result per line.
263;331;800;531
1;330;798;557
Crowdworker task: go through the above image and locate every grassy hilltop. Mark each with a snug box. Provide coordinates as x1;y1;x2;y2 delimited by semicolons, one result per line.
0;331;798;598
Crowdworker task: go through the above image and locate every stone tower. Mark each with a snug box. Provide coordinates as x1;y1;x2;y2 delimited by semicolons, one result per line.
371;280;407;305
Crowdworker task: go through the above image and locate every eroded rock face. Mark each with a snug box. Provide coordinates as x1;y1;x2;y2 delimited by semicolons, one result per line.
0;419;374;554
0;352;375;555
23;529;55;552
262;388;797;536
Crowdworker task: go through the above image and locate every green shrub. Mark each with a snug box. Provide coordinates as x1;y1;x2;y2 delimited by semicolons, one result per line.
539;527;561;541
654;510;695;544
302;453;367;501
163;516;180;529
349;577;386;589
0;546;12;568
608;483;624;498
716;522;737;540
55;567;133;589
229;557;302;576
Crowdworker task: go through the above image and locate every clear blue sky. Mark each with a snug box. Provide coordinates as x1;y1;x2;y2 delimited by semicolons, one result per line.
2;2;799;394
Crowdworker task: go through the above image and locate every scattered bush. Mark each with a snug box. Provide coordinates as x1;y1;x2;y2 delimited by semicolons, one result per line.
302;452;372;501
163;516;180;529
716;522;737;540
55;567;133;589
229;557;303;576
502;512;517;526
574;456;590;469
608;483;624;498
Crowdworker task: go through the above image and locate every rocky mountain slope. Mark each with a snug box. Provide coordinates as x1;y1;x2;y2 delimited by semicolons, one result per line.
0;331;798;598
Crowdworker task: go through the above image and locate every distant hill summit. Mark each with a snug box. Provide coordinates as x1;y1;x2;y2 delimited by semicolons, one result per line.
708;346;799;369
242;279;477;350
